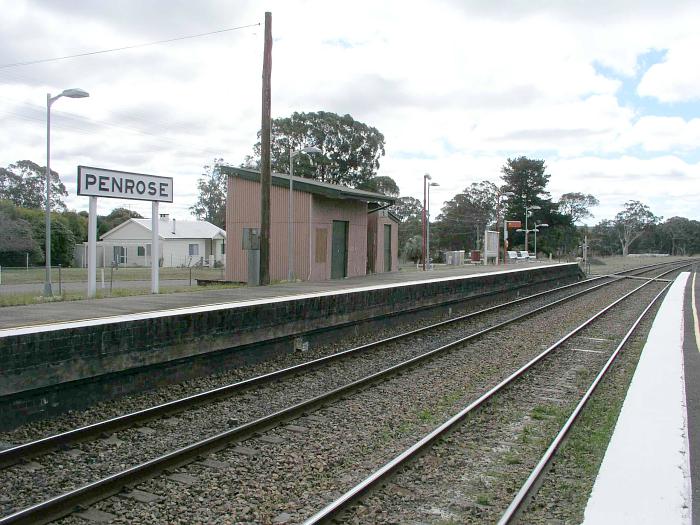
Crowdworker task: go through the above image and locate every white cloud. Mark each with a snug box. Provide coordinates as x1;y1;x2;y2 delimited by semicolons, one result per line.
638;35;700;102
1;0;699;223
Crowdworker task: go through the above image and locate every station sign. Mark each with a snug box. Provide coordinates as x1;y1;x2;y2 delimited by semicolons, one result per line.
78;164;174;298
77;165;173;202
505;220;522;228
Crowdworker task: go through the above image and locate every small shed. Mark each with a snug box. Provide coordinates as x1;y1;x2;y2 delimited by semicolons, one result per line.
222;167;396;282
367;208;400;274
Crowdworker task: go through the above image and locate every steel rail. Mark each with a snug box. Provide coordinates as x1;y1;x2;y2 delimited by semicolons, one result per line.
2;260;684;468
301;266;684;524
1;267;676;525
496;282;673;524
0;274;615;468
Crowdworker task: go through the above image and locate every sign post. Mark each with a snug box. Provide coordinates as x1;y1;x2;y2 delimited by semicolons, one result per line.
504;220;522;264
78;166;173;298
151;201;159;293
87;196;97;297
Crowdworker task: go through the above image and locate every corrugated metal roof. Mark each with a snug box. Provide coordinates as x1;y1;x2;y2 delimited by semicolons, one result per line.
221;166;396;204
103;218;225;240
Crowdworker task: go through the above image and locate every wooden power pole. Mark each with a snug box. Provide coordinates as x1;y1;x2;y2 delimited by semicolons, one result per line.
259;11;272;285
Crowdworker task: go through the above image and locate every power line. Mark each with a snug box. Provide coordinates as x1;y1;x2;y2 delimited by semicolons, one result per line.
0;22;260;69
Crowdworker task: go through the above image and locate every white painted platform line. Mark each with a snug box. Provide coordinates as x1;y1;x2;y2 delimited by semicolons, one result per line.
692;272;699;352
583;272;691;525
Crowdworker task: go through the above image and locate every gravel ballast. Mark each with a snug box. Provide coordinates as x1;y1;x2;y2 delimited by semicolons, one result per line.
49;276;672;524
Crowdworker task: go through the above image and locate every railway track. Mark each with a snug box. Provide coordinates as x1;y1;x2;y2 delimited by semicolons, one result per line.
302;264;687;524
0;260;691;524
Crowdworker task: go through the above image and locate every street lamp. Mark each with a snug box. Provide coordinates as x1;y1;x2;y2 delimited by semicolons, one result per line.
516;223;549;259
422;174;430;271
495;190;515;264
523;202;541;253
533;223;549;258
288;145;322;281
426;181;439;270
44;88;89;296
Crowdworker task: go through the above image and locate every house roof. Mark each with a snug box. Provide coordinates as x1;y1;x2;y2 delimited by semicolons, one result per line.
221;166;396;205
101;218;226;240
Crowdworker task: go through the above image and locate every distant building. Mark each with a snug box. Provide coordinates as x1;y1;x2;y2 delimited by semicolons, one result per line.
221;166;397;282
75;214;226;268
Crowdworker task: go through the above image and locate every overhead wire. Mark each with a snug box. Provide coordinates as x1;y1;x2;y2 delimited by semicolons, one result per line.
0;22;261;69
0;20;261;159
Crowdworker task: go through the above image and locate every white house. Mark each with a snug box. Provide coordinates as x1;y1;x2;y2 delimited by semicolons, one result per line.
77;214;226;268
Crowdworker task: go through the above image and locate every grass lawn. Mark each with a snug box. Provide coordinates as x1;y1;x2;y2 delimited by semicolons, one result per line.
0;266;225;284
0;282;242;307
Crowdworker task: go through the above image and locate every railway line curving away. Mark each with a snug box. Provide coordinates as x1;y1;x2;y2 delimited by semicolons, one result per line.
0;259;694;524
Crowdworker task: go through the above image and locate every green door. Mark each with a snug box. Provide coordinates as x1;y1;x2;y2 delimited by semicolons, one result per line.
331;220;348;279
384;224;392;272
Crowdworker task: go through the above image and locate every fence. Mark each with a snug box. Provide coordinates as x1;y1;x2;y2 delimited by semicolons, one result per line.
0;265;227;295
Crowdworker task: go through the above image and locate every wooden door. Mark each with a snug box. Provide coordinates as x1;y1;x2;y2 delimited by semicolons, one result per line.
331;220;348;279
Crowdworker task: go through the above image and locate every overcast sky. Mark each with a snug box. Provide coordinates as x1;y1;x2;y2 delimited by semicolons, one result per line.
1;0;698;224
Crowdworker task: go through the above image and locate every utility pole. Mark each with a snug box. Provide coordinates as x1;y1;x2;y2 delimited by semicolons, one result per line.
259;11;272;285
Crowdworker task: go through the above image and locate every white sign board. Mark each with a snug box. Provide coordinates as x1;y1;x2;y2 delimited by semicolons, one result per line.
77;165;173;202
78;165;173;298
484;230;500;264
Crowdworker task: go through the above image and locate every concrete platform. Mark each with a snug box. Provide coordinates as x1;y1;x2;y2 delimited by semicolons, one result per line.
583;271;696;524
0;262;559;330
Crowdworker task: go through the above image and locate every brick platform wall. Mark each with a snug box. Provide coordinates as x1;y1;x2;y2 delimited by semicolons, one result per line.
0;264;582;428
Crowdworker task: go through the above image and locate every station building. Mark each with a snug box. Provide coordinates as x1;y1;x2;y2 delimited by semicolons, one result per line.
221;166;397;282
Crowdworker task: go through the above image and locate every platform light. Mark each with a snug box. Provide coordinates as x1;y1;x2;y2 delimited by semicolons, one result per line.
44;88;90;296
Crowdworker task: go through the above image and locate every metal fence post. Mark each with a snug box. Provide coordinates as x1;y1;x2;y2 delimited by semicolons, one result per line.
58;264;62;295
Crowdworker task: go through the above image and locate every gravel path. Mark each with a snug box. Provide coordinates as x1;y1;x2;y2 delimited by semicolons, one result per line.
50;277;663;524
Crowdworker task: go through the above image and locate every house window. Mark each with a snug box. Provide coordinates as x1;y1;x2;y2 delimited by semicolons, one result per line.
137;246;145;257
221;241;226;255
189;243;199;256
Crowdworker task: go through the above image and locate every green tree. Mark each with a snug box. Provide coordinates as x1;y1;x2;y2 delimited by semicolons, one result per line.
97;208;144;238
190;158;228;228
401;235;423;264
501;156;551;223
531;208;577;257
659;217;700;255
0;160;68;210
558;192;599;223
590;219;620;256
0;205;42;265
392;196;422;222
392;196;423;260
613;200;661;256
61;210;89;243
247;111;386;187
356;176;400;196
500;157;558;251
433;181;498;252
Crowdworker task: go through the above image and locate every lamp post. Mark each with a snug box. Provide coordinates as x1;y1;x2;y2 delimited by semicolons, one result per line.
288;145;322;281
495;190;514;263
533;223;548;258
422;174;430;271
523;202;541;254
516;223;548;259
426;181;439;270
44;88;89;296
